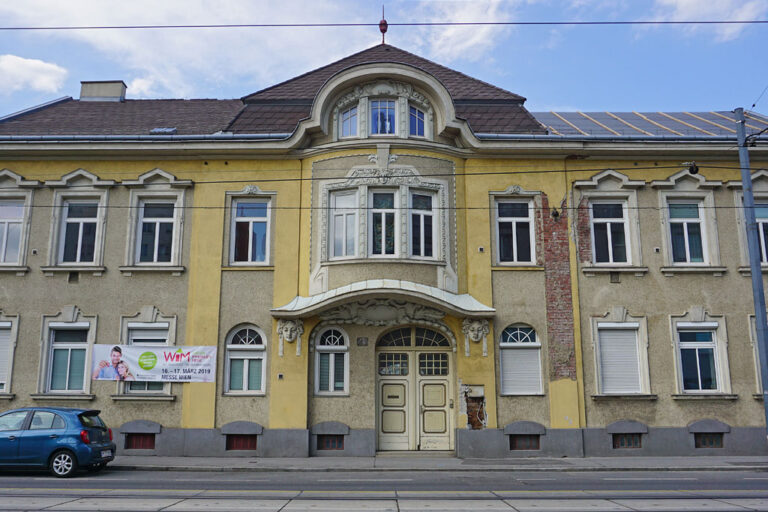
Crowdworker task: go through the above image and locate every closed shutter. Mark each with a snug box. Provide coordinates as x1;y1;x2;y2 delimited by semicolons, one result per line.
500;347;541;394
0;328;10;388
598;328;641;393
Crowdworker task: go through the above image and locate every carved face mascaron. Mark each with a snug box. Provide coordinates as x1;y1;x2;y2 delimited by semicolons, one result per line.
466;320;488;342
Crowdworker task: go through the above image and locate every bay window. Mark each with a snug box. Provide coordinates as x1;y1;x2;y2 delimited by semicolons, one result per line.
370;191;397;256
370;100;396;135
410;192;434;258
330;191;357;259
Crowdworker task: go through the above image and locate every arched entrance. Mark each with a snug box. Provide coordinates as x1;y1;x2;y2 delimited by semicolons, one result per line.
376;327;454;451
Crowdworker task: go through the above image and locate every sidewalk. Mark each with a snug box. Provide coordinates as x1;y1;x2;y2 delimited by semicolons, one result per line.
109;455;768;473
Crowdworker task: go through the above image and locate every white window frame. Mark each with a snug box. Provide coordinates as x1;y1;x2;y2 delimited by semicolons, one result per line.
495;199;535;265
593;322;651;395
409;105;426;138
656;185;720;269
125;323;170;394
126;190;184;267
224;325;267;395
369;99;397;136
670;311;731;395
589;200;631;265
732;189;768;268
229;198;271;265
329;190;358;260
0;314;19;394
45;323;91;394
409;190;436;260
314;327;349;396
0;197;27;266
499;324;542;395
749;314;766;394
339;106;358;138
50;190;108;268
666;200;708;265
368;189;399;258
58;200;100;264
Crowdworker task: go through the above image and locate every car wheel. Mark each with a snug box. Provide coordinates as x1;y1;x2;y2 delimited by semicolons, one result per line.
50;450;78;478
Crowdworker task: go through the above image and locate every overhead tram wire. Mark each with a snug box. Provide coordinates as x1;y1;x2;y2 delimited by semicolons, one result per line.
0;20;766;31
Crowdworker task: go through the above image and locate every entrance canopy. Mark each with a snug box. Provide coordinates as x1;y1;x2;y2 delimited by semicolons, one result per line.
271;280;494;319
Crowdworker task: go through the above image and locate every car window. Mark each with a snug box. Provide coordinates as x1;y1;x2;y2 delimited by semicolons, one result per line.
0;411;28;431
30;411;66;430
79;414;105;429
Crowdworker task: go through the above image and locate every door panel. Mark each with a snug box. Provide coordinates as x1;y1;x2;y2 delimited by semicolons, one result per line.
377;376;410;450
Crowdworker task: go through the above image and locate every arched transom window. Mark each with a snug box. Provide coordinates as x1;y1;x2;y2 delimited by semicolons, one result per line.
225;325;266;393
499;324;541;395
377;327;450;348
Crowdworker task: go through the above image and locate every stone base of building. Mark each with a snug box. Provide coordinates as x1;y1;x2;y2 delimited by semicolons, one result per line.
112;425;768;457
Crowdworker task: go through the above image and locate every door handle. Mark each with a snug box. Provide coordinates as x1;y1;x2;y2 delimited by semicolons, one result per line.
449;399;454;409
49;434;58;439
7;436;15;441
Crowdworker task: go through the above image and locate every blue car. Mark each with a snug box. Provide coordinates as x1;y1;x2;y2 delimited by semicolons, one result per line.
0;407;115;477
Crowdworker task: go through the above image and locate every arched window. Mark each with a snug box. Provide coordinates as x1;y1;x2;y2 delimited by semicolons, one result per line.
499;324;542;395
225;325;266;393
315;327;348;394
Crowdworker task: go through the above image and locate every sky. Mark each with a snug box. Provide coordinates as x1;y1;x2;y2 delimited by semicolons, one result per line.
0;0;767;118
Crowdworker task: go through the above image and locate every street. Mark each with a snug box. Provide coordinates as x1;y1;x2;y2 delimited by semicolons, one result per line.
1;469;767;511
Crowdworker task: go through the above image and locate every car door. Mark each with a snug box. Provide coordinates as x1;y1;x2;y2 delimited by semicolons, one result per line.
0;410;30;464
19;411;68;465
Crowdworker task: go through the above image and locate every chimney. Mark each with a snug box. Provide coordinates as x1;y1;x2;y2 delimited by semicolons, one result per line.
79;81;127;102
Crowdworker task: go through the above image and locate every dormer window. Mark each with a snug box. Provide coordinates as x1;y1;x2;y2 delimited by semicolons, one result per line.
370;100;396;135
340;107;357;138
409;107;425;137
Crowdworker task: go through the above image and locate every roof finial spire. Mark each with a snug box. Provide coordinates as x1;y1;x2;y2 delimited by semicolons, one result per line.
379;5;388;44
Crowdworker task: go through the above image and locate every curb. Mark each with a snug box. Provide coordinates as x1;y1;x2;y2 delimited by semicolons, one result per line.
108;465;768;473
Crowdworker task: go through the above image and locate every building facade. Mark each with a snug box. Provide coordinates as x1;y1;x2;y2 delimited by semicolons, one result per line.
0;44;767;457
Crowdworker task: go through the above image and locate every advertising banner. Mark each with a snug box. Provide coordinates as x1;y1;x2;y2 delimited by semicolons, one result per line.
91;345;216;383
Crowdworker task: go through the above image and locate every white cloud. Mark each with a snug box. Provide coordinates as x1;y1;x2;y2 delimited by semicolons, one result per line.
0;54;67;94
651;0;768;41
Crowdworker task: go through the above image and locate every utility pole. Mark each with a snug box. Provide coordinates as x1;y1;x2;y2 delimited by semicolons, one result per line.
735;107;768;441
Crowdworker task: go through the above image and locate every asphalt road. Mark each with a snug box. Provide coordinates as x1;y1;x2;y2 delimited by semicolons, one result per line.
1;469;767;510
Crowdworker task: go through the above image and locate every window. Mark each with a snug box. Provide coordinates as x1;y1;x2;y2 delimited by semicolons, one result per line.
677;330;718;392
0;201;23;264
0;325;11;392
0;410;28;431
496;201;534;263
226;434;258;450
409;106;425;137
231;200;269;264
410;192;434;258
596;326;642;394
613;433;641;449
315;328;348;394
668;202;705;264
370;99;396;135
30;411;66;430
137;201;176;264
317;434;344;450
591;202;629;264
509;434;540;450
59;201;99;264
48;329;88;392
694;433;723;448
340;107;357;138
754;203;768;263
126;326;168;393
226;326;266;393
499;325;542;394
125;433;155;449
330;191;357;259
370;191;397;256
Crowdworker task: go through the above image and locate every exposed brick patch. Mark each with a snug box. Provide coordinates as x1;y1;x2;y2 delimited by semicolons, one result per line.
576;196;592;263
466;396;486;430
542;193;577;381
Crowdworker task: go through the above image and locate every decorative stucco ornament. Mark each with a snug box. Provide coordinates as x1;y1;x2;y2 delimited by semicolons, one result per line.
277;319;304;357
462;318;490;357
319;299;445;326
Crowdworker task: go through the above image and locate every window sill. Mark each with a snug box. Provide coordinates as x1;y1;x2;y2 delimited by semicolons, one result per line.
754;393;765;401
591;394;658;401
671;393;738;400
111;394;176;402
41;265;106;276
582;266;648;277
0;393;15;400
30;393;96;401
738;266;768;276
119;265;185;276
500;393;545;397
223;392;266;397
222;266;274;271
0;266;29;276
314;393;350;397
323;258;445;267
660;266;727;277
492;265;544;271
